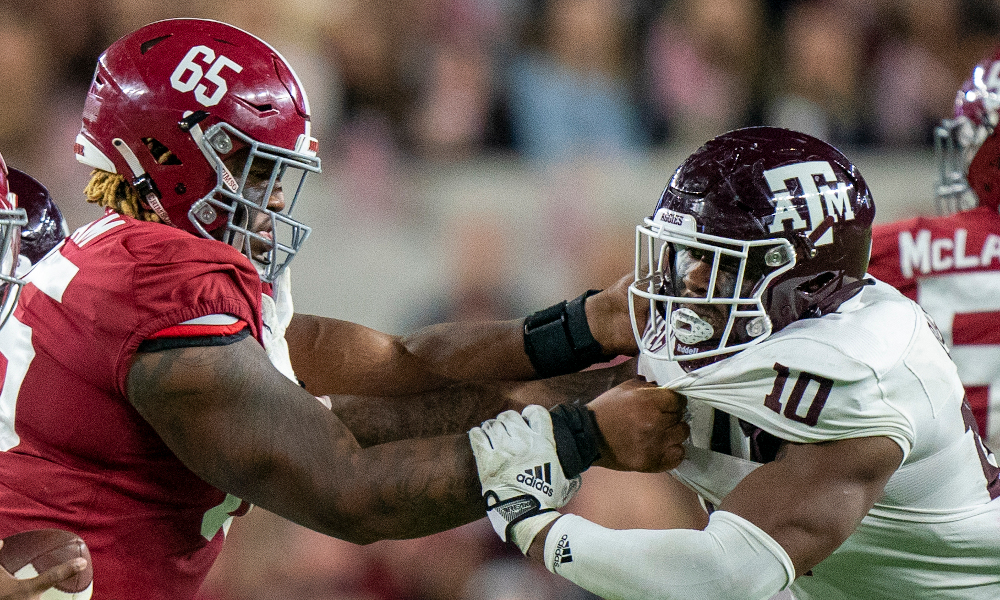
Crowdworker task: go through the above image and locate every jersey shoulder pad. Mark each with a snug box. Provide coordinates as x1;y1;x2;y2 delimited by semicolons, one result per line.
668;292;922;455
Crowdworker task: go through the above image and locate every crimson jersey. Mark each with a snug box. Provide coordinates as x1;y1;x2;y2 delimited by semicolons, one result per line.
868;206;1000;448
0;212;263;599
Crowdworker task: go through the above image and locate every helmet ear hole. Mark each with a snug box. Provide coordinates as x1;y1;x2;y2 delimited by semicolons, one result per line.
142;138;182;165
799;271;837;294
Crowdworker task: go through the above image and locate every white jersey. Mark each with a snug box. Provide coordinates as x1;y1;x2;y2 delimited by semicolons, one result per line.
639;279;1000;599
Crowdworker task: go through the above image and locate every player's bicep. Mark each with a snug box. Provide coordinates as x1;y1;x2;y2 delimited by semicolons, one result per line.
719;436;903;577
125;334;359;495
287;313;455;396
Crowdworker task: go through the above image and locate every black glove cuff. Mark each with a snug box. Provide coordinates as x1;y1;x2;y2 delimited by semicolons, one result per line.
484;490;555;546
549;401;603;479
523;290;605;378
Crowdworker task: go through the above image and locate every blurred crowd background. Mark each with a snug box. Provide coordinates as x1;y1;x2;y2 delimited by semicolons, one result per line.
2;0;999;598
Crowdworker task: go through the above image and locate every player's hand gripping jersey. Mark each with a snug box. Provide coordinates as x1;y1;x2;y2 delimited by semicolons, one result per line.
640;279;1000;599
0;212;263;599
463;128;1000;600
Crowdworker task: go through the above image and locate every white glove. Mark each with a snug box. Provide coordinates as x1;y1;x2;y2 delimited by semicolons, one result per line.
469;405;581;554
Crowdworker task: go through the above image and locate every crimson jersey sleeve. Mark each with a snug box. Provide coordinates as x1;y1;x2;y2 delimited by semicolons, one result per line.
0;213;263;600
18;215;260;396
868;216;922;298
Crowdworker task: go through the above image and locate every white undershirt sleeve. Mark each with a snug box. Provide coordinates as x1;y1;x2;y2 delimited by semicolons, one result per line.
543;510;795;600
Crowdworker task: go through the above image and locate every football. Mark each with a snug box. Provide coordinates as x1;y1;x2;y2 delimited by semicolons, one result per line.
0;529;93;599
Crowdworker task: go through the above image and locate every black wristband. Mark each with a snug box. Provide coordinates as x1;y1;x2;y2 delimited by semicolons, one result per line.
549;401;603;479
523;290;605;378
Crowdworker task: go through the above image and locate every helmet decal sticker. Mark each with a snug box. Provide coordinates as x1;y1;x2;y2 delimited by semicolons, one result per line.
765;161;856;246
169;46;244;107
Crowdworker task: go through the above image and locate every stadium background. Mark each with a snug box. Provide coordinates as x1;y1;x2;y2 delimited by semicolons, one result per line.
0;0;996;598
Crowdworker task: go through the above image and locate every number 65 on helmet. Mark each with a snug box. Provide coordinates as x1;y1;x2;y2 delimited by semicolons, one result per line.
73;18;321;282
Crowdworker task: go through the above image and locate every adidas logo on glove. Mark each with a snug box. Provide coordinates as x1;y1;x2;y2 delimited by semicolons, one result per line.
516;463;554;497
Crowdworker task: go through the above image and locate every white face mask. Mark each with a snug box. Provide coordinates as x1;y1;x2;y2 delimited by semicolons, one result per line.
673;246;739;299
629;215;798;363
0;204;26;329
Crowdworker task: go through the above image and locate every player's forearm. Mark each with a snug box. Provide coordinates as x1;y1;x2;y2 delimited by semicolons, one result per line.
398;288;640;383
339;434;486;542
286;314;534;394
528;512;793;600
289;284;636;395
255;434;485;544
328;382;513;446
503;358;637;411
399;318;536;381
286;313;457;396
329;360;638;447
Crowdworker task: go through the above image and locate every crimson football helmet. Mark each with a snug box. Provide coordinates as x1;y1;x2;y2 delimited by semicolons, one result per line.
935;46;1000;214
629;127;875;367
0;155;28;328
74;18;321;282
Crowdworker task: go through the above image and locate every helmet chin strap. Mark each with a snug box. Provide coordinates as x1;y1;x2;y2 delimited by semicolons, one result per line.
111;138;174;225
810;277;875;317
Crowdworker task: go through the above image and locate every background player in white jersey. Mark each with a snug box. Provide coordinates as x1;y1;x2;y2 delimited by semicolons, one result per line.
470;127;1000;600
868;44;1000;450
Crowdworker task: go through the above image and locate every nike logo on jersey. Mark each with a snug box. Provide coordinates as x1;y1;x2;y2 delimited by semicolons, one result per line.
898;228;1000;278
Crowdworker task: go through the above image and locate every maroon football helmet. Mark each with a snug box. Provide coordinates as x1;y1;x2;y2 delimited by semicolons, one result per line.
629;127;875;366
74;18;321;282
7;169;69;266
935;45;1000;214
0;155;28;328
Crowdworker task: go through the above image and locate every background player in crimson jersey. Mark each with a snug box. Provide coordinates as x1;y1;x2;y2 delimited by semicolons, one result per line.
867;45;1000;450
0;18;686;600
0;157;90;600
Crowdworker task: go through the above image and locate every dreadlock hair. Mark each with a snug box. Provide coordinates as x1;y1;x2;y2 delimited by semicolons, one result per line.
83;138;181;223
84;170;161;223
